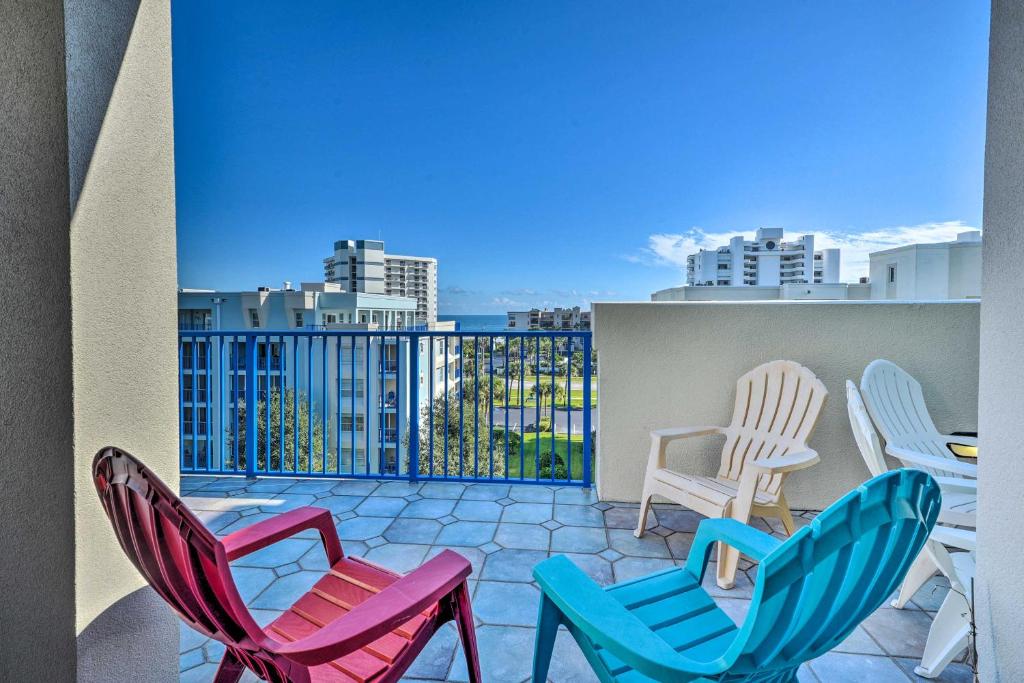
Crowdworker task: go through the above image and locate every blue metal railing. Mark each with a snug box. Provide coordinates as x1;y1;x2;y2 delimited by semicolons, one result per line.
178;329;594;487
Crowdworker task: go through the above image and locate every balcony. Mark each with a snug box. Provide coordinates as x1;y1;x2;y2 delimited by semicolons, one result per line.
177;474;963;681
170;309;984;679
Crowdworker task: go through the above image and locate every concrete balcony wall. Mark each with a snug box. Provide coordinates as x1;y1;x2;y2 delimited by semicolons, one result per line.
592;301;980;509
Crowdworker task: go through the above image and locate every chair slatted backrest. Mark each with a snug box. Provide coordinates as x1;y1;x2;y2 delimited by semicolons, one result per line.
717;360;828;496
728;469;940;674
860;359;957;474
846;380;888;477
93;448;264;652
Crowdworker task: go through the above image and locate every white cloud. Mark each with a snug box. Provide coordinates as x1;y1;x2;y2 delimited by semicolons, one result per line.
635;221;979;282
814;221;976;281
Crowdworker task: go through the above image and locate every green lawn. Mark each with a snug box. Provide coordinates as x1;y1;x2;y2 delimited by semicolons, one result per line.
504;433;591;480
502;385;598;409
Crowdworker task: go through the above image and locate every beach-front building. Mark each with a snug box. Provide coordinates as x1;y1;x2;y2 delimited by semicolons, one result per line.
686;228;841;287
324;239;438;324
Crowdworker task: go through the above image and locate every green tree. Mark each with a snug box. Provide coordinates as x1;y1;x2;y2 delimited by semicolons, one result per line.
232;389;326;472
413;389;506;478
529;382;566;411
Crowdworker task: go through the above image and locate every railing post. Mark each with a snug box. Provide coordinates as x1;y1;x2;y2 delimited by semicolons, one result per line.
408;333;419;482
582;333;592;489
244;334;258;479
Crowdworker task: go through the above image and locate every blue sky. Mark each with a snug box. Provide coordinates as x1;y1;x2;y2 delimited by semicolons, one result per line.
172;1;990;313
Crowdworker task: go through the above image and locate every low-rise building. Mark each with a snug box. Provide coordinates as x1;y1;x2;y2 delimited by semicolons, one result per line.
652;282;871;302
178;283;457;475
506;306;591;330
869;231;982;300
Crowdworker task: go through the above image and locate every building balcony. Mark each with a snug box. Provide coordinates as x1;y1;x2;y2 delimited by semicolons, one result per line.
176;473;964;681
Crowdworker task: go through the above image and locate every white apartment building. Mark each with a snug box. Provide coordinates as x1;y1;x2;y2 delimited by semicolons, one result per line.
869;231;982;300
178;283;457;475
323;239;438;324
686;228;841;287
506;306;591;331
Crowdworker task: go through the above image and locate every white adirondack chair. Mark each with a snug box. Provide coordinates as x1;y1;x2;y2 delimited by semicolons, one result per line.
635;360;827;589
859;360;977;526
847;380;975;678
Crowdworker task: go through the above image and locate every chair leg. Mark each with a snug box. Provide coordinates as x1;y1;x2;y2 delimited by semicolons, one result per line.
213;649;246;683
453;582;482;683
775;495;796;536
914;589;971;678
634;480;654;538
717;474;758;590
892;542;940;608
533;594;561;683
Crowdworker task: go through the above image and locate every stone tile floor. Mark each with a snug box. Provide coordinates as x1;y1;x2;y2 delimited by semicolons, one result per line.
178;476;973;683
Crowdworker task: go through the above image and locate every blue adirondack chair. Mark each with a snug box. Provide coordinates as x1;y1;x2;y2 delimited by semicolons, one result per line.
533;469;941;682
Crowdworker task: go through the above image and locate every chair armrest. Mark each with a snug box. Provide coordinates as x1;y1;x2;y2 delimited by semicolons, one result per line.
533;556;726;679
650;426;725;443
934;476;978;495
930;526;976;552
646;427;726;471
747;449;820;474
222;506;342;565
274;550;471;666
886;446;978;478
684;519;782;584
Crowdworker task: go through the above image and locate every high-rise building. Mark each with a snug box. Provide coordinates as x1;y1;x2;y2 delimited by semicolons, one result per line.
685;228;841;287
323;239;438;324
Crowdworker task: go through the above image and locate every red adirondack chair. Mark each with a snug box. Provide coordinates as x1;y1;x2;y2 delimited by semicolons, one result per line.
93;447;481;683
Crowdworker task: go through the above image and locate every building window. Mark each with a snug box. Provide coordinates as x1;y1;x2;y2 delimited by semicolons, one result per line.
249;308;260;328
888;264;898;284
178;309;211;330
294;310;304;327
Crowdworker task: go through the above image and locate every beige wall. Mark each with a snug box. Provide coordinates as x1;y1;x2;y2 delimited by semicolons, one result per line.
977;1;1024;679
593;301;980;508
1;1;178;680
70;0;179;642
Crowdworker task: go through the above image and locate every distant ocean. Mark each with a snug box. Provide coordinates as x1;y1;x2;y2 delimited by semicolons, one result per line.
438;314;509;331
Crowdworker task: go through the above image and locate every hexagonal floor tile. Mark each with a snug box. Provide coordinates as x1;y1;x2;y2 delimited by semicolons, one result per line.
363;543;431;573
399;498;457;519
418;482;467;499
500;502;552;524
383;517;443;545
354;496;408;517
230;538;317;569
607;528;672;558
553;503;605;527
452;500;503;522
494;522;551;551
435;521;497;547
480;548;548;582
471;582;541;627
336;516;393;541
550;526;607;553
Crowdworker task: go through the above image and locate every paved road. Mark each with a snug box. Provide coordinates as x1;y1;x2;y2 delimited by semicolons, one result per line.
488;406;595;435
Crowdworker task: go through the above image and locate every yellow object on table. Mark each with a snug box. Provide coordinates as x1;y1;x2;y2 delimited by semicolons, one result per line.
947;442;978;459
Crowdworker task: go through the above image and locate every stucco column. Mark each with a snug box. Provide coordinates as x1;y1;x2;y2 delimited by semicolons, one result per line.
976;1;1024;680
1;1;179;681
